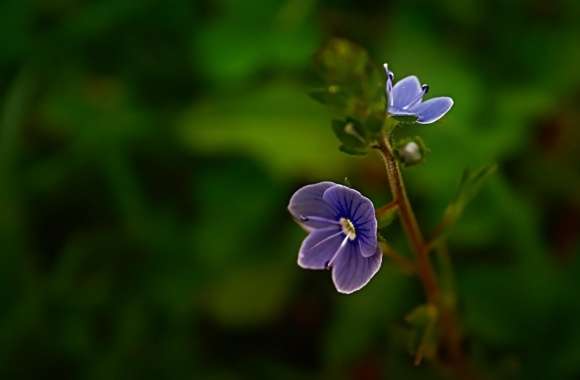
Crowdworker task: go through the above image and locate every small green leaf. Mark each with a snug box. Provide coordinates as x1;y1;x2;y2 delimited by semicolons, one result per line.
450;164;497;217
406;304;438;327
376;203;398;228
405;304;438;364
434;164;497;240
332;118;369;155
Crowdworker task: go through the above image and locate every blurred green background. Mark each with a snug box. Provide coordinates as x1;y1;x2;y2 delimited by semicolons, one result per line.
0;0;579;379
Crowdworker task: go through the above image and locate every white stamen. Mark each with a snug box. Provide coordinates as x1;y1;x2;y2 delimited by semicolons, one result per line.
339;217;357;240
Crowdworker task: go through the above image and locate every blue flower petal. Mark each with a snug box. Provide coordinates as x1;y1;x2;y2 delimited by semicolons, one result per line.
410;97;454;124
298;227;345;269
288;182;339;230
391;75;423;110
383;63;394;106
331;244;382;294
387;108;416;117
356;230;378;258
322;184;377;258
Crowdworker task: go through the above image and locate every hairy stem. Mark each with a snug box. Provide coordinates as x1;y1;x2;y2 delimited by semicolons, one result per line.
375;132;475;380
376;134;439;302
375;200;398;218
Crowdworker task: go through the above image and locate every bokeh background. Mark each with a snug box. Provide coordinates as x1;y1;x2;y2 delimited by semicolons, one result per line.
1;0;579;379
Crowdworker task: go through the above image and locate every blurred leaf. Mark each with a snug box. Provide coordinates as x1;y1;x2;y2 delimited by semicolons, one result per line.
0;70;36;310
203;261;295;327
323;266;412;367
377;206;397;229
308;85;349;110
179;82;349;177
193;0;319;86
365;111;386;135
405;304;438;365
312;38;383;118
433;164;497;241
332;118;369;155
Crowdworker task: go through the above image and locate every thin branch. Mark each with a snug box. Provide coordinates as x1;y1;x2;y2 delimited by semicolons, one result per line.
375;134;439;303
375;132;477;380
375;200;398;218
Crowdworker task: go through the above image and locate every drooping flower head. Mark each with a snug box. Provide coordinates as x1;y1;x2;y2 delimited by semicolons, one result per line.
384;63;453;124
288;182;382;294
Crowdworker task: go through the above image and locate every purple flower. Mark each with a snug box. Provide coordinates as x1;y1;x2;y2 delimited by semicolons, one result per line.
288;182;382;294
384;64;453;124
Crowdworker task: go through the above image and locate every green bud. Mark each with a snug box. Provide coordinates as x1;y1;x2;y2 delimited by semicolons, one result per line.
399;141;423;166
394;137;428;167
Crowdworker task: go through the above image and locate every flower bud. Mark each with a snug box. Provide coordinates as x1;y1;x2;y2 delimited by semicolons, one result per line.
398;141;423;166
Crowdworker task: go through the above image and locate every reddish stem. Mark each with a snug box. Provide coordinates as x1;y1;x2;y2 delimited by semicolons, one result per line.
376;133;477;380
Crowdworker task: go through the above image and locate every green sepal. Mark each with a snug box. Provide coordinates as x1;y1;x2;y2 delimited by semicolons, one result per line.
394;136;429;167
391;114;419;124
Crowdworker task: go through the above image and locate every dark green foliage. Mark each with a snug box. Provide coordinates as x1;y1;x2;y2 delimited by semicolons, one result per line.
432;164;498;242
0;0;579;379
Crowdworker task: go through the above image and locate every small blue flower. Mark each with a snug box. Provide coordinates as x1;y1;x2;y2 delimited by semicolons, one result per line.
288;182;382;294
384;63;454;124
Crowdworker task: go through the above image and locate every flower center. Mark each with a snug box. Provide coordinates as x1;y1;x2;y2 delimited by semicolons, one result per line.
339;217;357;240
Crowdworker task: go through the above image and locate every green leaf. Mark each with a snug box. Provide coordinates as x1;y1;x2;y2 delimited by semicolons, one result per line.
435;164;497;240
451;164;497;216
179;83;348;177
405;304;438;364
332;118;369;156
376;203;398;229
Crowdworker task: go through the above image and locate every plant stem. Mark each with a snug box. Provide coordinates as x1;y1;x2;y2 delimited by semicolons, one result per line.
375;132;475;380
375;200;398;218
376;134;439;302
